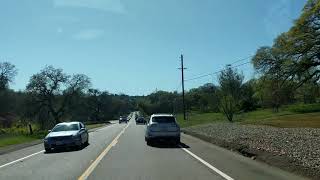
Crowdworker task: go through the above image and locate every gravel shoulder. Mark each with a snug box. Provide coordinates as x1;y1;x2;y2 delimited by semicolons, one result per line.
183;122;320;180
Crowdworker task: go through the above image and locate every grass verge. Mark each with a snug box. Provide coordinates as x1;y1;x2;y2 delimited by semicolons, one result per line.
0;122;108;149
86;123;108;130
0;135;38;148
176;109;320;128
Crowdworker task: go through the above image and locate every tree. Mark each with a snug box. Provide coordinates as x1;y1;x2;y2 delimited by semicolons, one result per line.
86;89;113;121
266;1;320;88
0;62;17;90
187;83;219;112
26;66;91;124
218;66;243;122
240;80;258;112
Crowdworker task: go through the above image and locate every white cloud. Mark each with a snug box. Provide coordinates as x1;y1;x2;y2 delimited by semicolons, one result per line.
54;0;126;14
72;29;104;40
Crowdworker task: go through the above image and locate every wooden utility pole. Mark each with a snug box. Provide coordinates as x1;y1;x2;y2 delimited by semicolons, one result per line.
179;54;187;120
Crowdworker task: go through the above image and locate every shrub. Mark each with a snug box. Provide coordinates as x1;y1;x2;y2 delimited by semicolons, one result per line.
287;103;320;113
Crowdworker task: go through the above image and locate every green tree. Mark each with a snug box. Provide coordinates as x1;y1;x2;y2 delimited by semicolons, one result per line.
218;66;243;122
269;0;320;88
0;62;17;91
26;66;91;124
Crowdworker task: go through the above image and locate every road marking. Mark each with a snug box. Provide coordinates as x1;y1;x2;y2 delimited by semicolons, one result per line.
180;146;234;180
0;150;45;169
0;123;118;169
78;122;130;180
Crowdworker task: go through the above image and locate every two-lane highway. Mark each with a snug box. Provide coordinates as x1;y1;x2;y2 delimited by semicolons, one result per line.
0;114;306;180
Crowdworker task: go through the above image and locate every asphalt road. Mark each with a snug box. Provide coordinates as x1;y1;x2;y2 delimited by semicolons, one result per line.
0;113;307;180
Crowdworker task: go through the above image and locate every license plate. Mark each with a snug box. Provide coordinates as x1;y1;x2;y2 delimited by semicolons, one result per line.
56;141;63;145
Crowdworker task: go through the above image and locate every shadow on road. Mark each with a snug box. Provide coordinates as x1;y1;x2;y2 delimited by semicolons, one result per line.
44;143;90;154
148;141;190;149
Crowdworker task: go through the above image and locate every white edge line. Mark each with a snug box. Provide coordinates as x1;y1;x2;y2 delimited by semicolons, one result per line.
0;150;45;169
0;122;117;169
180;146;234;180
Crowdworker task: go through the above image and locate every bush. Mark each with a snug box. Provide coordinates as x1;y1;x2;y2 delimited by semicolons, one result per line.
287;103;320;113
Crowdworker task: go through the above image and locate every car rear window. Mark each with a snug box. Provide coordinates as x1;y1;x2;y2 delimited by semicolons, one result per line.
152;116;175;123
52;124;79;132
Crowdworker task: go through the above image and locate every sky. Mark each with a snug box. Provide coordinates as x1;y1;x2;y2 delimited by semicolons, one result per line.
0;0;306;95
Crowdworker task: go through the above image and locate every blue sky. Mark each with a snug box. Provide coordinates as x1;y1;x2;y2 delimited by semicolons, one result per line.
0;0;306;95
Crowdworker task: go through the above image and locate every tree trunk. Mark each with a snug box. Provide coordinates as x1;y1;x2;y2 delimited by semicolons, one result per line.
28;124;33;135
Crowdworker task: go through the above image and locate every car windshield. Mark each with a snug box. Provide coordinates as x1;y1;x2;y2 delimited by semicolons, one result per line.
52;124;79;132
152;117;175;123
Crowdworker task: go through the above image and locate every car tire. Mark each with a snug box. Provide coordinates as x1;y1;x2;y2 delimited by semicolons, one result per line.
146;140;151;145
45;148;51;153
85;137;89;146
175;137;180;145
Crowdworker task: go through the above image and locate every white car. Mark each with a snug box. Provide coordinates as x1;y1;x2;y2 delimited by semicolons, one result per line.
44;122;89;152
145;114;180;145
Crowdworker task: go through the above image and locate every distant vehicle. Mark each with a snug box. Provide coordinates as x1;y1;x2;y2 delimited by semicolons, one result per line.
145;114;180;145
119;116;128;123
136;117;146;124
44;122;89;152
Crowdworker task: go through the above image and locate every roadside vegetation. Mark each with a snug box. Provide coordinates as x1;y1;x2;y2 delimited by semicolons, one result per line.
177;104;320;128
0;122;109;148
138;0;320;129
0;0;320;149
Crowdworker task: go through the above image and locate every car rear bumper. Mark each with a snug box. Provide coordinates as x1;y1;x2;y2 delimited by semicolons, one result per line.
145;131;180;139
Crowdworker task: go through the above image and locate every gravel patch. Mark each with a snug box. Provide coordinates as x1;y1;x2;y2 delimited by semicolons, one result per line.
184;122;320;179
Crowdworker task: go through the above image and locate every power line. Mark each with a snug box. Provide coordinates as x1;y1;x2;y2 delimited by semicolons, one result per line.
185;61;251;82
230;55;254;65
185;55;253;81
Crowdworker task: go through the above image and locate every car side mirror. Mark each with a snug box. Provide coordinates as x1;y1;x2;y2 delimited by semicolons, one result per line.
81;128;85;131
48;130;51;133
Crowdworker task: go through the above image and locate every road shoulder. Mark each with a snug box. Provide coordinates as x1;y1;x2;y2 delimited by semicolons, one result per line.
181;133;307;180
0;123;113;156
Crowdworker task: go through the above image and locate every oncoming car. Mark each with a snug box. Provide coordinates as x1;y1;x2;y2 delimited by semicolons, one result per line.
119;116;128;123
145;114;180;145
136;117;146;124
44;122;89;152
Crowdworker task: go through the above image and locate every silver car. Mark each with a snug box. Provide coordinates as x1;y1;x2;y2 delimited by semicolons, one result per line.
145;114;180;144
44;122;89;152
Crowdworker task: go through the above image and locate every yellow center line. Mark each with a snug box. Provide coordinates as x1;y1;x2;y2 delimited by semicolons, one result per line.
78;122;130;180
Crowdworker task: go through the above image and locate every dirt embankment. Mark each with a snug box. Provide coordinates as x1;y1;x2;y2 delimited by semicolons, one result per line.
183;122;320;180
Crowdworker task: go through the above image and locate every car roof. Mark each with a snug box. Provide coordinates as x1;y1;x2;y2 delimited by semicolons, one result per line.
151;114;174;117
57;122;80;125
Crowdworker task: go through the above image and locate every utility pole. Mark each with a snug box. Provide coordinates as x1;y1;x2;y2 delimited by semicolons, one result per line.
179;54;187;120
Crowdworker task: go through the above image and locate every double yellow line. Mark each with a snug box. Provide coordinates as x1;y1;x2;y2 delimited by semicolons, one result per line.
78;123;130;180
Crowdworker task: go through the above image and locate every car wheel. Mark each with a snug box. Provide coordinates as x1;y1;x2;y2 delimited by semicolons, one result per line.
146;138;153;145
85;137;89;146
175;137;180;145
146;140;151;145
45;148;51;153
